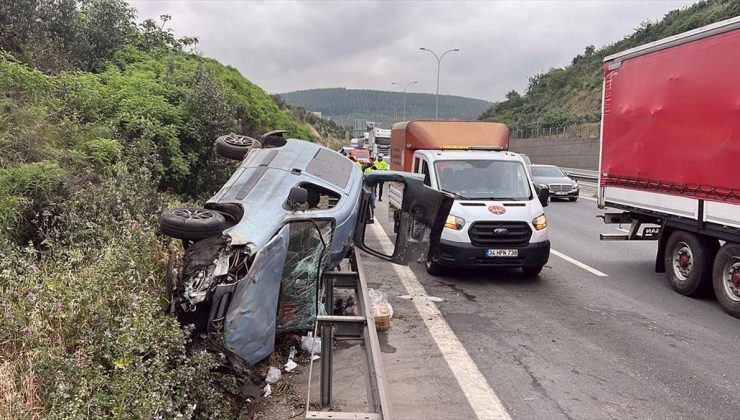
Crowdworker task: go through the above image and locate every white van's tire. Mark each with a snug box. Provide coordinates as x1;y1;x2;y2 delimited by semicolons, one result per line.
425;256;445;276
522;265;543;277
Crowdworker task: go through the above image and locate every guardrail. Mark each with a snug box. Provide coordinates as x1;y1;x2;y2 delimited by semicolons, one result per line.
562;168;598;187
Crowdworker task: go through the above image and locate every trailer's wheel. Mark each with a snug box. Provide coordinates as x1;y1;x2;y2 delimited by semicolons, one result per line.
215;134;257;160
160;208;227;241
712;243;740;318
664;231;715;297
425;255;445;276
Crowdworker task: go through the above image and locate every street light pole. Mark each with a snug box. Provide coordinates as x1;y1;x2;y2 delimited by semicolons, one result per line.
391;81;418;121
419;47;459;120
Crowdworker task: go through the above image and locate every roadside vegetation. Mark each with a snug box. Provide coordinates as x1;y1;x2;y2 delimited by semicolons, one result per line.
0;1;314;418
479;0;740;132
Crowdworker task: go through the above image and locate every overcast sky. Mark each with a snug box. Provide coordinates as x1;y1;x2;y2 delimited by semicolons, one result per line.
130;0;697;102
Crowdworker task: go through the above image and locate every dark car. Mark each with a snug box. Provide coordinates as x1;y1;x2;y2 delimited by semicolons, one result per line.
158;131;451;368
530;164;579;201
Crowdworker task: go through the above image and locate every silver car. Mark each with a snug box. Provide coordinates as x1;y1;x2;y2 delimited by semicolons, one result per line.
159;132;451;367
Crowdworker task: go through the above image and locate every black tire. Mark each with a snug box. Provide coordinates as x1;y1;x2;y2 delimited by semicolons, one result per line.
425;255;445;276
663;230;716;297
160;208;227;240
215;135;257;160
568;197;578;202
522;265;543;277
712;243;740;318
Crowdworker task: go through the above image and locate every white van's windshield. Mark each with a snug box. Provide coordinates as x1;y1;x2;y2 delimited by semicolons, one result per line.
435;160;532;201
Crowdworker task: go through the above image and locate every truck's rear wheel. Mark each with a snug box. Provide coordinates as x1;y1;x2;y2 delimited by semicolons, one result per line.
712;243;740;318
664;231;715;297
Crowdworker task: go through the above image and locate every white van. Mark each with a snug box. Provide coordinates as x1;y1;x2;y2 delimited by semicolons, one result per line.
393;149;550;276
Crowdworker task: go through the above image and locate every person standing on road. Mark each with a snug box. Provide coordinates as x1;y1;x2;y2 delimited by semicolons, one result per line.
375;155;389;201
364;162;377;220
348;154;362;169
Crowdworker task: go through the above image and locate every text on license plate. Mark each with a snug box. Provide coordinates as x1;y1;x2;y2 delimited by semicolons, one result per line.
486;249;518;257
555;191;567;195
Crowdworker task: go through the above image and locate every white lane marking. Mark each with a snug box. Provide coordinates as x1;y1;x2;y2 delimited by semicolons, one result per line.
369;222;511;420
551;249;608;277
579;195;597;202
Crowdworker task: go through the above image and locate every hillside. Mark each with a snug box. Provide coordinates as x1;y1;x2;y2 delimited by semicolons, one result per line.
0;1;313;418
280;87;492;128
479;0;740;135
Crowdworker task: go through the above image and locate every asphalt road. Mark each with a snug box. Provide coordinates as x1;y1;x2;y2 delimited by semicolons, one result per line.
364;192;740;419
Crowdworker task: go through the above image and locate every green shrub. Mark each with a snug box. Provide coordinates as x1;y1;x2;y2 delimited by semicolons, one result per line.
75;137;123;173
0;226;244;418
0;161;66;204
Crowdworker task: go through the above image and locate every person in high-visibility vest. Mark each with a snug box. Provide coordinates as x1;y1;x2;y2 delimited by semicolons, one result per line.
375;155;389;201
348;155;362;169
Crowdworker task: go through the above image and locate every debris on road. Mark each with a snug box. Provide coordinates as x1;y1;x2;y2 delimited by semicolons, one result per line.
284;347;298;372
284;359;298;373
398;293;444;302
265;366;282;384
263;384;272;398
301;333;321;354
369;288;394;331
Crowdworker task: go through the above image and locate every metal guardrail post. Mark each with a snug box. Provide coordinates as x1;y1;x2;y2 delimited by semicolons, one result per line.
320;324;333;407
307;248;392;419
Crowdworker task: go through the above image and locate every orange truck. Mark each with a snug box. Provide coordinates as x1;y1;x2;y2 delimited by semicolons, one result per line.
388;120;551;276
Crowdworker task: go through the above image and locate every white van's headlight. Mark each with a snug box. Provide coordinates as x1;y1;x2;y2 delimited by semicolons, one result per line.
532;214;547;231
444;215;466;230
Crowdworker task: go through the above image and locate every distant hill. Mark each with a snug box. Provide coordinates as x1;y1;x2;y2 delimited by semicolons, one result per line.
478;0;740;134
280;88;492;128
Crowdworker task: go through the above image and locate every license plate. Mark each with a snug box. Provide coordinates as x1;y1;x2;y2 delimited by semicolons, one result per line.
486;249;518;257
555;191;567;195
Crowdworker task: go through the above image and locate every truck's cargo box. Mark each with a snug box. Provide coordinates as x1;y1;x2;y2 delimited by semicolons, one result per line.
390;120;509;172
600;20;740;205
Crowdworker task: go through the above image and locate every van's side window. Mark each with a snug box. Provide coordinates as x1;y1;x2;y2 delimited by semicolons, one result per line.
421;160;431;187
413;157;420;173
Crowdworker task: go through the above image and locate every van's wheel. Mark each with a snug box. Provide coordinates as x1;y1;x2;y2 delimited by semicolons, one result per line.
712;243;740;318
522;265;544;277
215;134;257;160
425;256;445;276
664;231;716;297
160;208;227;241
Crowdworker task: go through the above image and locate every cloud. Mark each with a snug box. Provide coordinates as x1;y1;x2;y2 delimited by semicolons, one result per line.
129;0;697;101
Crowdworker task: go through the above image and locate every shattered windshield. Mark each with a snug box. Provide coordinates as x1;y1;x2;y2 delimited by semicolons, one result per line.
435;160;533;201
276;220;334;334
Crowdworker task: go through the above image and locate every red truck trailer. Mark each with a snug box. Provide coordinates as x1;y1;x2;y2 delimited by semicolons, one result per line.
598;17;740;317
